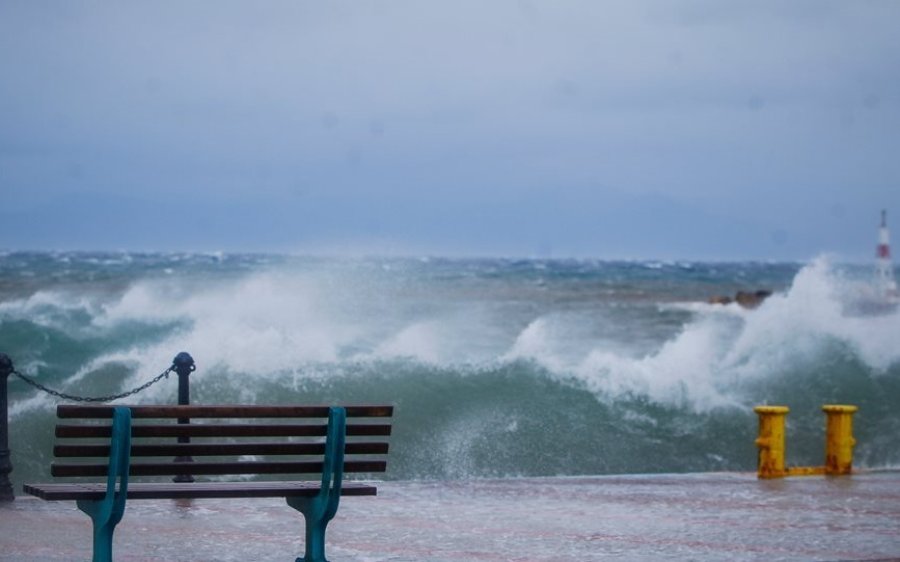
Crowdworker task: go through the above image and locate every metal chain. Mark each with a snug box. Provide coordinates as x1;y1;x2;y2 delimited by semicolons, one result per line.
11;366;174;403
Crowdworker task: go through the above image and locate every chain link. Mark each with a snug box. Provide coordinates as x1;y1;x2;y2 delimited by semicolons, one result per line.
11;366;174;403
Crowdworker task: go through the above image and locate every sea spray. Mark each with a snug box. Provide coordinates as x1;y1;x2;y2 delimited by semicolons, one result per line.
1;253;898;490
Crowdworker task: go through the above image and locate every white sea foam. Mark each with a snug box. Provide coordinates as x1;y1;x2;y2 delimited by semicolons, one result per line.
503;256;900;411
0;290;100;329
729;257;900;372
100;272;365;391
89;266;508;380
502;317;570;373
7;270;372;414
373;321;446;364
9;256;898;416
502;311;744;410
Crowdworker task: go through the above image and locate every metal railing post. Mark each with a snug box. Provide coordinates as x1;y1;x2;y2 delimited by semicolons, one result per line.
172;352;195;483
0;353;15;501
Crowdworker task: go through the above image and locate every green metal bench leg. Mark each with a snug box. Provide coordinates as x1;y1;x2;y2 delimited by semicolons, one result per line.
76;407;132;562
286;407;346;562
76;500;118;562
286;496;332;562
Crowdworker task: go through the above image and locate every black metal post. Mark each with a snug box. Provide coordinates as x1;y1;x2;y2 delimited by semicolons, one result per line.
0;354;15;501
172;352;195;483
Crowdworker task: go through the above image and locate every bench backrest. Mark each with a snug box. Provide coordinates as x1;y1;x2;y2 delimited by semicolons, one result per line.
51;404;393;480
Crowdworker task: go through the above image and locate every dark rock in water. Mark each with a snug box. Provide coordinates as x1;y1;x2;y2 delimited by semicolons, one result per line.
708;290;772;309
735;290;772;309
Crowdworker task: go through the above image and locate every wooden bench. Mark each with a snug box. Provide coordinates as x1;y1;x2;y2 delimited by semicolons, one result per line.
24;404;393;562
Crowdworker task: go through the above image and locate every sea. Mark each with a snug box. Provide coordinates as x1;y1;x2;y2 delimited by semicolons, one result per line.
2;251;899;493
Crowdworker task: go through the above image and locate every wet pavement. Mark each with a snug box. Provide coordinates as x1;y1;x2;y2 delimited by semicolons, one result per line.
1;471;899;561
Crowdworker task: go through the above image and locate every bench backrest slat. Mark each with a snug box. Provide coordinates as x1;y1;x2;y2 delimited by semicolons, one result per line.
51;404;392;480
57;405;393;418
54;442;389;457
57;423;392;438
51;460;388;477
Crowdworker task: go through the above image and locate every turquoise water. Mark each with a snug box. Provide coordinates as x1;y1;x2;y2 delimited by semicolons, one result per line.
2;252;899;490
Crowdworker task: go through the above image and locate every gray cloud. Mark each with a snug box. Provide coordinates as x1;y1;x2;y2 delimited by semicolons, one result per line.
1;1;898;259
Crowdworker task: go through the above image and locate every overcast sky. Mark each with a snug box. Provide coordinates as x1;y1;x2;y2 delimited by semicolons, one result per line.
1;1;899;260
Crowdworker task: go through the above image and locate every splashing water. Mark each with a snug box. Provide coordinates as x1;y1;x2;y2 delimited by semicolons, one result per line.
2;253;898;487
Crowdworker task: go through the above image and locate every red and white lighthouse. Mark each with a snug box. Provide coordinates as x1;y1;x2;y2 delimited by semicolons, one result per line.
875;209;898;296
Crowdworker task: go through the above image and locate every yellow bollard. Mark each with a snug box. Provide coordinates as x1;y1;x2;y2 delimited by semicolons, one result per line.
822;405;858;476
754;406;790;479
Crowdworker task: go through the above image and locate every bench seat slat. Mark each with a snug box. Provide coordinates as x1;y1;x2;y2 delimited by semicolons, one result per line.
57;405;393;419
54;442;389;458
56;423;392;438
23;481;378;501
52;460;388;477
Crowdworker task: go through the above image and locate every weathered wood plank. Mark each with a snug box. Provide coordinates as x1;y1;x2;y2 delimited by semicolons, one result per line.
51;460;388;477
54;442;390;458
56;423;392;438
23;481;378;501
57;404;393;419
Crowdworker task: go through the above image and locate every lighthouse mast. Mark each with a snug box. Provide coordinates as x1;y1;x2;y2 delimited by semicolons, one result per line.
875;209;898;296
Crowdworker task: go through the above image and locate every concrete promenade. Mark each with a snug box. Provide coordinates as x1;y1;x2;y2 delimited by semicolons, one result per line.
1;471;899;561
